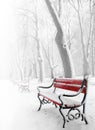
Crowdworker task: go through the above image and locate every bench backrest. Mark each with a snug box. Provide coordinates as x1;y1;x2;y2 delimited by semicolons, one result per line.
54;78;87;94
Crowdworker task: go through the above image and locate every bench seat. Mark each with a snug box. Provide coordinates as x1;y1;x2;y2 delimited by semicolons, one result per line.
39;91;81;107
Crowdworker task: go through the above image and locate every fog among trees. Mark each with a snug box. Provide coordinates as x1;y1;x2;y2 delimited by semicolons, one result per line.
0;0;95;82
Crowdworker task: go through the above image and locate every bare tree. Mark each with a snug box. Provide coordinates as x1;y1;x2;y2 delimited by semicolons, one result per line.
69;0;90;77
34;0;43;82
16;0;43;82
41;43;58;78
16;10;29;82
45;0;75;78
91;0;95;76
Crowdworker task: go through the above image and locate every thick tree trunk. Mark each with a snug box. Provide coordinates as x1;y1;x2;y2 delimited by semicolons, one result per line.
45;0;75;78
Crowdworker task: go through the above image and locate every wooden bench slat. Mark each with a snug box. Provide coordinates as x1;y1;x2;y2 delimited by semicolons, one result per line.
54;83;86;93
54;78;83;85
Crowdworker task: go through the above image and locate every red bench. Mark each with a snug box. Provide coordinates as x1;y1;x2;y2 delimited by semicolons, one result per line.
37;78;88;128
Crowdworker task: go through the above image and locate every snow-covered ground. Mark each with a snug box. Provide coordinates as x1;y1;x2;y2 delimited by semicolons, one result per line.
0;78;95;130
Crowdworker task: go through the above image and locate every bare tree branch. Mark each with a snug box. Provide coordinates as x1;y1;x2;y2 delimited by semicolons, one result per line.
69;0;78;12
87;0;93;57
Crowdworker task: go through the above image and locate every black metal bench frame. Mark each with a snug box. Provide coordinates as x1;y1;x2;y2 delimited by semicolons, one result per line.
37;78;88;128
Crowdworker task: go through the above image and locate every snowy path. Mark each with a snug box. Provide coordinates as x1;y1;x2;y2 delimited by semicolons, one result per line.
0;79;95;130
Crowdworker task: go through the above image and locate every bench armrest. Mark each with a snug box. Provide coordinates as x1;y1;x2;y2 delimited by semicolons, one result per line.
63;86;84;97
60;78;87;97
37;79;54;93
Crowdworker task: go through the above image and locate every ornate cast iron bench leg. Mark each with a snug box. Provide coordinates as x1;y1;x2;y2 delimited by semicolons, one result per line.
59;106;88;128
37;94;42;111
59;107;66;128
81;104;88;124
38;94;52;111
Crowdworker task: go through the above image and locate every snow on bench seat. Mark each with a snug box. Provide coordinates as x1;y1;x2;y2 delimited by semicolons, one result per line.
39;91;81;107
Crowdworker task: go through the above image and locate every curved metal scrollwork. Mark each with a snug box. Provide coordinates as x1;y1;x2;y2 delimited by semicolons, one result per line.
66;108;81;121
42;98;51;104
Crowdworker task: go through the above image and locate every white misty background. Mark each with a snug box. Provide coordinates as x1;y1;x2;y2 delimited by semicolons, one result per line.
0;0;94;81
0;0;15;79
